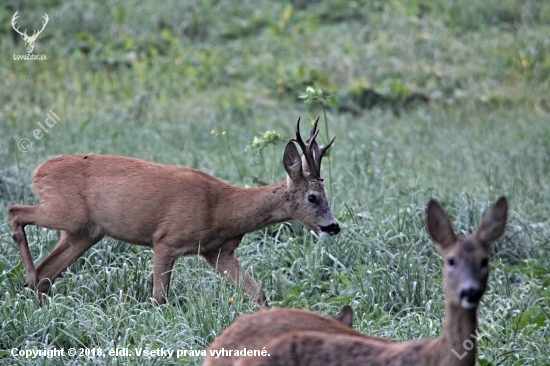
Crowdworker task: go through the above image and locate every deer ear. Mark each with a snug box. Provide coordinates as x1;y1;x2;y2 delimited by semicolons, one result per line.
475;196;508;248
426;199;457;250
300;155;312;175
331;305;353;328
283;142;303;182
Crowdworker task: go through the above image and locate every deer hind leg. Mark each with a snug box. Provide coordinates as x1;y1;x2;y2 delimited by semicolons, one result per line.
34;230;103;296
203;239;268;308
8;202;95;289
8;204;43;289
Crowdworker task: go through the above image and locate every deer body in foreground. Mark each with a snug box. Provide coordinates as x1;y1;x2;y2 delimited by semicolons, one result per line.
8;118;339;306
223;196;507;366
204;305;376;366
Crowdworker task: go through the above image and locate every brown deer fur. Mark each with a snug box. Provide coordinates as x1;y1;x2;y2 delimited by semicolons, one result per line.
7;118;339;307
219;197;507;366
204;305;381;366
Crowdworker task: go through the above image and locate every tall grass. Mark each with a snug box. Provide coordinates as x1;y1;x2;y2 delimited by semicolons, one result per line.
1;0;549;365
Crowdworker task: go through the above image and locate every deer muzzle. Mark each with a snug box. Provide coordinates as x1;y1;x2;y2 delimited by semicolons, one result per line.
320;223;340;236
460;284;483;309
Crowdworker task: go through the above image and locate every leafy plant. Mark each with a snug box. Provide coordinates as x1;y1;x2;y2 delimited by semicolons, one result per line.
299;84;338;197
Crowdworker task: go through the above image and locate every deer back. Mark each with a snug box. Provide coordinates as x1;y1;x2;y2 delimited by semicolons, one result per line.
204;307;365;366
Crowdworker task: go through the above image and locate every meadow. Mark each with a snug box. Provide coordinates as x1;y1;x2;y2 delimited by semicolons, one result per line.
1;0;550;365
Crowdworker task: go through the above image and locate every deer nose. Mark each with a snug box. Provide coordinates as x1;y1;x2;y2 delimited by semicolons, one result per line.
320;223;340;236
460;285;483;309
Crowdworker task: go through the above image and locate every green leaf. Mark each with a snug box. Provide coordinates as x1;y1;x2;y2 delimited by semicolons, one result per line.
326;95;339;106
517;304;548;332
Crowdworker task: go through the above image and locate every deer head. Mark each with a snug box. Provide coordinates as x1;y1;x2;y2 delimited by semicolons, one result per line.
12;11;49;54
283;117;339;236
427;196;508;310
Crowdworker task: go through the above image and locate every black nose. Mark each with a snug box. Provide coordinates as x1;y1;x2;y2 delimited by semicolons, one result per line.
460;286;483;304
320;223;340;235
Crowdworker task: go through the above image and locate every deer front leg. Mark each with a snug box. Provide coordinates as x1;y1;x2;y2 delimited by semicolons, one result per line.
203;239;269;308
152;244;177;305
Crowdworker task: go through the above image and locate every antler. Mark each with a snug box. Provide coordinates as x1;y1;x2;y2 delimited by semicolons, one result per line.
31;13;49;39
11;11;27;38
292;117;335;179
11;12;48;39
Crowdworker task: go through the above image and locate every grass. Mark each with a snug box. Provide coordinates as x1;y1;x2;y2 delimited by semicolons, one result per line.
1;0;550;365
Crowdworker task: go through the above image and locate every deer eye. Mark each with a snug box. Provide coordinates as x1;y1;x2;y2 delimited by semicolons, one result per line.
308;194;319;204
480;258;488;267
447;257;456;266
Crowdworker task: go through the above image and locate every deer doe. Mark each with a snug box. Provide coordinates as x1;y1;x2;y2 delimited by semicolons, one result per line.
7;117;339;307
204;305;362;366
208;196;507;366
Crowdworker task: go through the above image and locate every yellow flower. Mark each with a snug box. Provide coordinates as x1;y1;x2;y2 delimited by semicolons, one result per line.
211;130;216;135
222;131;226;136
228;297;234;303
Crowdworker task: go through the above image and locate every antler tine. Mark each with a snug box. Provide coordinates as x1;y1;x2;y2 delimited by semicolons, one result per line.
306;117;321;155
11;10;19;25
292;117;303;144
307;116;321;143
40;14;49;30
292;117;320;178
33;13;49;37
11;11;27;37
314;135;335;171
291;116;336;179
304;116;335;176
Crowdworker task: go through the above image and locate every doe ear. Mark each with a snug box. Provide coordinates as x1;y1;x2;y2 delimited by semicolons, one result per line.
331;305;353;328
283;141;303;182
426;199;457;250
475;196;508;247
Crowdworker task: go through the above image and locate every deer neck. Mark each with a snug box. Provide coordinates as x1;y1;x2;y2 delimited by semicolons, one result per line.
221;181;291;235
434;302;478;366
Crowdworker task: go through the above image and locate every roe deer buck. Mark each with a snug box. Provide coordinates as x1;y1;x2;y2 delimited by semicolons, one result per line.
7;117;339;307
220;196;508;366
204;305;372;366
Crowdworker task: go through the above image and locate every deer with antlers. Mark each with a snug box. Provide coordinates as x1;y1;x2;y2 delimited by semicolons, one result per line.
11;11;49;54
7;117;339;307
207;196;507;366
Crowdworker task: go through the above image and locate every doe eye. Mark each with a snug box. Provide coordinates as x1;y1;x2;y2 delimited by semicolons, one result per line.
308;194;318;204
447;258;456;266
481;258;488;267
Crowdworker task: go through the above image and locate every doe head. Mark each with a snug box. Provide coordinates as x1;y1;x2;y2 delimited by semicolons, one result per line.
282;117;339;236
426;196;508;310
